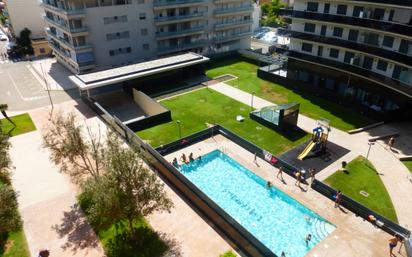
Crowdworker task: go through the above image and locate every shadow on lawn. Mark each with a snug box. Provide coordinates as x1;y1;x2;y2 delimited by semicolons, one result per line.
105;227;182;257
281;127;307;142
52;204;100;253
0;232;8;255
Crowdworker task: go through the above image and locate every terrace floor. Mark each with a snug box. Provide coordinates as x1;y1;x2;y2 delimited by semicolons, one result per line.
164;135;405;257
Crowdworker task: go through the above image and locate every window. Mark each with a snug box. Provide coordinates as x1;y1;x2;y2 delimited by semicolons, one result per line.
362;56;373;70
329;48;339;58
141;28;148;36
344;51;355;64
399;39;410;54
306;2;318;12
139;13;146;20
382;36;394;48
301;42;313;53
333;27;343;37
143;44;149;50
377;60;388;71
365;33;379;46
106;31;130;40
138;0;144;3
348;30;359;41
323;3;330;14
352;6;364;17
372;8;385;20
336;5;347;15
104;15;127;24
109;47;131;56
304;23;316;33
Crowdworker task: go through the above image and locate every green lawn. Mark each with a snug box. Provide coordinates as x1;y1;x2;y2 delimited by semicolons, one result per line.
138;89;309;155
324;156;398;222
0;114;36;137
402;161;412;174
0;230;30;257
206;58;373;131
219;250;237;257
98;218;170;257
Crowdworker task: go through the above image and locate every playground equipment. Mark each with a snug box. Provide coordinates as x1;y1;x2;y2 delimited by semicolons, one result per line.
297;120;330;160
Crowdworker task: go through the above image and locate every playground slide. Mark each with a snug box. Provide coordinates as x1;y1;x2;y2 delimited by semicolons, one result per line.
297;141;316;160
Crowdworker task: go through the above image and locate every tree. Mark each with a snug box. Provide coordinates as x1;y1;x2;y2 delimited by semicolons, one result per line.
16;28;33;56
260;0;285;27
42;112;105;184
0;104;16;127
0;184;21;237
80;132;173;235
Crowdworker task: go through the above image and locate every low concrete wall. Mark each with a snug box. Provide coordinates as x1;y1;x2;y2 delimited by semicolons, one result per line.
132;89;168;116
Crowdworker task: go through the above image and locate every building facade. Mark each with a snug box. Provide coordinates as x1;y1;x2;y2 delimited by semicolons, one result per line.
41;0;253;74
3;0;46;39
279;1;412;120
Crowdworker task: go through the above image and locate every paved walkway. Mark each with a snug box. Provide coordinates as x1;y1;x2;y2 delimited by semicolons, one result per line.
10;131;105;257
210;82;412;229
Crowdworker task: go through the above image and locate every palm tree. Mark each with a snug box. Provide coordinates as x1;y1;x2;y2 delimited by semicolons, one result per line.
0;104;16;127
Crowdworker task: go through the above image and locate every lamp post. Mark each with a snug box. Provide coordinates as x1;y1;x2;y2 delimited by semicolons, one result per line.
176;120;182;139
40;62;54;119
251;91;255;110
365;142;375;162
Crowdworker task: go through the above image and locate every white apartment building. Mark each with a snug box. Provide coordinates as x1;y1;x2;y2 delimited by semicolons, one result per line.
279;0;412;118
3;0;46;39
41;0;253;74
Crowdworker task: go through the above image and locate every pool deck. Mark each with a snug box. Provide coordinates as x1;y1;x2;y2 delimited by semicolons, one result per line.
165;135;406;257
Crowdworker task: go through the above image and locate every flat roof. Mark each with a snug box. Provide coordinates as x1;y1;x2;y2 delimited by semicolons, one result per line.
69;52;210;90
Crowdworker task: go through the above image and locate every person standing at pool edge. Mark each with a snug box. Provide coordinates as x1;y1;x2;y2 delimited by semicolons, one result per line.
277;167;284;180
295;171;301;187
389;236;399;256
334;190;342;208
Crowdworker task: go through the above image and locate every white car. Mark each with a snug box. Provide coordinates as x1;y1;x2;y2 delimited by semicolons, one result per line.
0;34;8;41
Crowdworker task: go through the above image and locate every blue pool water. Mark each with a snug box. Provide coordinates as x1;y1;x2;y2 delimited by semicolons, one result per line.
179;150;335;257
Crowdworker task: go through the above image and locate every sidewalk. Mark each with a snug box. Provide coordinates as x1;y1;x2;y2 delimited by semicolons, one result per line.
210;82;412;229
9;131;105;257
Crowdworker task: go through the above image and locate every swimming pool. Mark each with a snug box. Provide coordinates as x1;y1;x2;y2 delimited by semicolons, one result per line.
179;150;335;257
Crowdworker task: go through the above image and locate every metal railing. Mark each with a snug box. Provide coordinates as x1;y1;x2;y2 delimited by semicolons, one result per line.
156;26;204;38
154;12;205;22
41;0;85;16
214;19;252;29
153;0;204;6
214;5;253;15
157;39;208;54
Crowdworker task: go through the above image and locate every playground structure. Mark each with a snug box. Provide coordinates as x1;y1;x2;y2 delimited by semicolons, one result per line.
297;120;330;160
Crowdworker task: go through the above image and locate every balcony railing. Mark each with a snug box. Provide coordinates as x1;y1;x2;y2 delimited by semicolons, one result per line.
46;29;92;52
286;50;412;97
156;26;205;39
158;39;207;54
214;6;253;15
214;19;252;29
154;12;205;22
346;0;412;6
41;0;85;16
153;0;203;7
279;9;412;38
281;29;412;67
214;31;251;43
44;16;88;34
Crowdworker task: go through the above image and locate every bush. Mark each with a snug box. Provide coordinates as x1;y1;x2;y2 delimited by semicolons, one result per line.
219;250;237;257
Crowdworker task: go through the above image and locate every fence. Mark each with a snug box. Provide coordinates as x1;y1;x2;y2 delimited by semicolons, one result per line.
83;96;411;256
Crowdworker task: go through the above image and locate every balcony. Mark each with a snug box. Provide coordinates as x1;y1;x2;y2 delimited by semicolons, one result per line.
158;39;207;54
41;0;85;18
346;0;412;6
286;50;412;97
214;19;252;30
214;31;251;43
46;29;92;52
154;12;205;24
153;0;204;8
44;16;88;35
279;9;412;38
281;29;412;67
156;26;205;40
214;6;253;16
214;0;244;3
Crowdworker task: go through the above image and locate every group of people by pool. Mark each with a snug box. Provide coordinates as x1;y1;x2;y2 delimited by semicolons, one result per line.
171;152;202;168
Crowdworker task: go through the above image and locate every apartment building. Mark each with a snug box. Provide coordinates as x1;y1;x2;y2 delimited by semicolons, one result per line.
41;0;253;74
3;0;46;39
279;1;412;119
